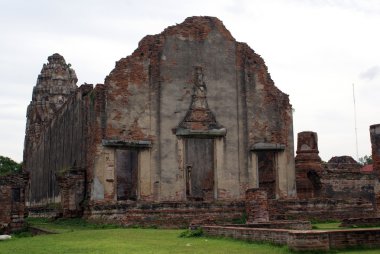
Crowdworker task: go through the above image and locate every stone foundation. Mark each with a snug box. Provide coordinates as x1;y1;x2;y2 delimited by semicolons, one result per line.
86;201;244;228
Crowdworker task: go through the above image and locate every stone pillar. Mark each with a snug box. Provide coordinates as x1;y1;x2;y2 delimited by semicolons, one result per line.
250;152;259;189
370;124;380;175
245;188;269;223
277;151;288;198
139;149;152;200
215;137;225;200
295;131;323;198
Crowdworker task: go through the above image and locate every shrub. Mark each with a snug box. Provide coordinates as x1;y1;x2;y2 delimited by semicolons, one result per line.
178;228;203;238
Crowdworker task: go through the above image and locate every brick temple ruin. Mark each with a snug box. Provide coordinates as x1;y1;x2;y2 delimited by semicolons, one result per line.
22;17;380;232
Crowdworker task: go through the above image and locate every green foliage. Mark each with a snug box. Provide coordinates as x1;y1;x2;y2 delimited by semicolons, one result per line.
0;155;22;175
311;220;342;230
231;212;247;224
359;155;373;165
12;229;33;238
311;222;341;230
310;218;340;224
178;228;204;238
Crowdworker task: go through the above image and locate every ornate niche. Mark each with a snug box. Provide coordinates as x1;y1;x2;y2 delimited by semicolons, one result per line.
175;67;226;201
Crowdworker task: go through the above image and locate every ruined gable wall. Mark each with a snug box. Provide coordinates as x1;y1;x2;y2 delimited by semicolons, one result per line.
102;16;295;201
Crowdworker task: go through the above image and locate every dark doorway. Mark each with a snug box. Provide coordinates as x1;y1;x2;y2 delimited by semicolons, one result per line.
185;138;214;201
116;149;138;201
12;188;21;202
257;151;276;199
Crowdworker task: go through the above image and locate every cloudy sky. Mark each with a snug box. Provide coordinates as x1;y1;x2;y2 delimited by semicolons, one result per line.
0;0;379;162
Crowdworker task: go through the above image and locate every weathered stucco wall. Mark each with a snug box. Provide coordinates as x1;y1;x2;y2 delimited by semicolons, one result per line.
158;24;238;200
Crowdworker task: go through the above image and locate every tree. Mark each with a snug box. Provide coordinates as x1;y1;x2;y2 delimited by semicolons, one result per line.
0;156;22;175
358;155;373;165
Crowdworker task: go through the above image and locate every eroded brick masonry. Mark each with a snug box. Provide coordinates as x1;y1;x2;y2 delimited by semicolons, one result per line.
0;173;28;233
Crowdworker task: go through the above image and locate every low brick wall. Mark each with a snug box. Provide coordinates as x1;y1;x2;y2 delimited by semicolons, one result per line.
329;228;380;249
269;198;376;221
203;226;289;245
86;201;245;228
288;231;330;251
202;225;380;251
224;220;311;230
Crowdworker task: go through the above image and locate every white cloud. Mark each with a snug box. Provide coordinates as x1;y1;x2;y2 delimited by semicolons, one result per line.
0;0;379;162
360;66;380;80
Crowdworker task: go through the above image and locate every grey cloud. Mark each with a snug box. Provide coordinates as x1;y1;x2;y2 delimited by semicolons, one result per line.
360;66;380;80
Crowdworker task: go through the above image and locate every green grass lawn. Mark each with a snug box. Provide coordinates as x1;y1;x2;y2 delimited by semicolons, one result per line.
1;218;288;254
0;219;379;254
312;222;342;230
311;221;380;230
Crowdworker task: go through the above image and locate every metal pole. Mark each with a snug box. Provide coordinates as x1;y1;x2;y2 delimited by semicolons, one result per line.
353;83;359;160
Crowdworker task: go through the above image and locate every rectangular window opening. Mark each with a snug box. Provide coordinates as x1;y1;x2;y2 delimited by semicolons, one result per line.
12;188;21;202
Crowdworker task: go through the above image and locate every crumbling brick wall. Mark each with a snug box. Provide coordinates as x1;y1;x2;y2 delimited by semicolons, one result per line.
0;173;28;233
318;156;377;203
269;198;376;221
295;131;378;207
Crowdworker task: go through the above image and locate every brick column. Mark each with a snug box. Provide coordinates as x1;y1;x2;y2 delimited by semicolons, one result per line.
245;188;269;223
370;124;380;215
57;168;86;218
370;124;380;175
295;131;323;198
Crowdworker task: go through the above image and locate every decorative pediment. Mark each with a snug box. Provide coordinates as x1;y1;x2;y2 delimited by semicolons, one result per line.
176;66;226;137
